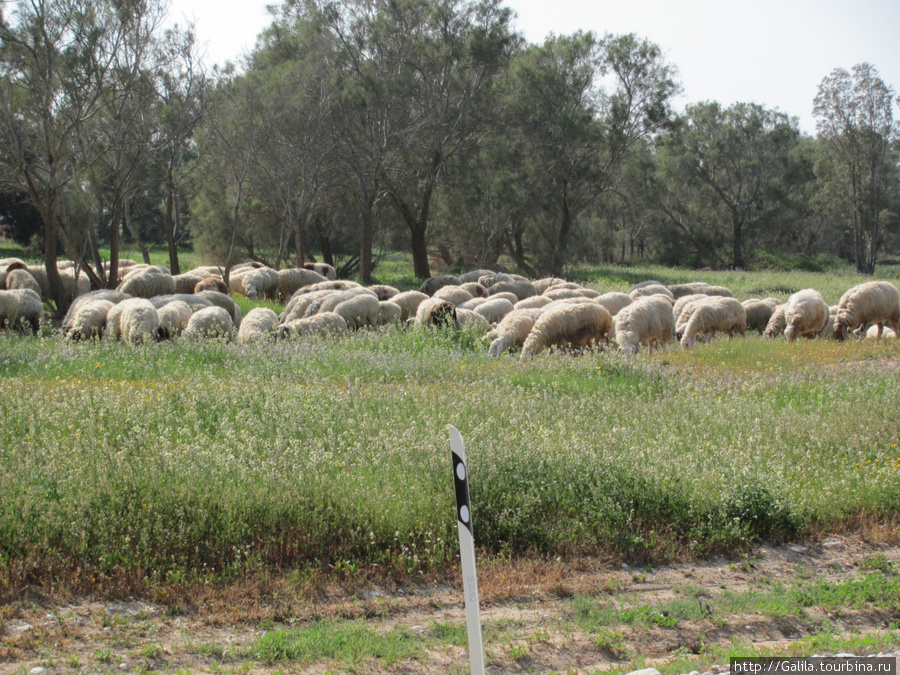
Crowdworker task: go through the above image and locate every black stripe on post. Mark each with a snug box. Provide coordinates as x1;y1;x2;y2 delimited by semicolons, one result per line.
452;450;473;535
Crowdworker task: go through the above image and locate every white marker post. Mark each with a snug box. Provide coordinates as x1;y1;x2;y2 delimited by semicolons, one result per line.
449;425;485;675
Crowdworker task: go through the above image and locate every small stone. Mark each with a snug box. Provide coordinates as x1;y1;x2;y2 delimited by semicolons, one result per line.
17;624;33;632
119;662;130;671
690;671;701;675
29;668;47;675
823;540;843;550
622;563;630;569
711;666;721;674
835;653;856;658
625;668;662;675
790;545;808;554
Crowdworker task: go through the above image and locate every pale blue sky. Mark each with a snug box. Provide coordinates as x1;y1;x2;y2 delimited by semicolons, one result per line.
166;0;900;134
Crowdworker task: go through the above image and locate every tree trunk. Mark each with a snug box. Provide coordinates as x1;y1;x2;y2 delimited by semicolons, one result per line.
358;209;374;283
124;196;151;265
88;205;107;286
292;217;306;268
732;216;745;269
409;222;430;280
42;208;68;316
163;171;180;275
314;215;335;268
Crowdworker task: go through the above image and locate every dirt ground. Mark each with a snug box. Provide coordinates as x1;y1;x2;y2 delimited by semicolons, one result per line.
2;535;899;675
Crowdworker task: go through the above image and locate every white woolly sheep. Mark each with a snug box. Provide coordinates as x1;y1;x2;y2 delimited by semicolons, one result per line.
595;292;633;317
237;307;279;343
833;281;900;341
763;304;788;339
182;306;234;340
280;312;348;337
865;324;897;339
486;308;544;357
679;297;747;350
521;302;612;359
531;277;568;294
389;291;430;322
0;288;44;334
303;262;336;280
333;293;381;330
702;285;734;298
543;287;592;301
5;268;41;296
614;295;675;355
289;280;361;298
629;284;674;301
514;295;553;311
239;267;280;300
118;267;177;299
741;299;776;334
488;279;536;301
667;282;710;299
628;280;664;293
456;308;492;335
415;298;458;328
157;300;194;339
304;287;378;317
488;291;519;305
280;289;335;323
458;297;488;311
433;285;474;306
378;301;403;327
0;259;27;288
64;299;114;341
107;298;161;346
368;285;401;301
458;269;496;284
460;282;488;298
673;294;709;327
818;306;840;340
419;275;461;296
195;291;242;327
150;294;213;313
784;289;829;342
173;271;206;294
277;267;328;300
194;277;228;294
473;297;515;324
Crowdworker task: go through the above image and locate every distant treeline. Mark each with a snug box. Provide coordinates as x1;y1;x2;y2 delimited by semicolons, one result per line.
1;0;898;314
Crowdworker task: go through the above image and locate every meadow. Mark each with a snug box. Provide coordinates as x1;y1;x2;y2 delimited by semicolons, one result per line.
2;259;900;596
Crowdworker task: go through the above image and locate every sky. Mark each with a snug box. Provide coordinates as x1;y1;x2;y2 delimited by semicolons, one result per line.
165;0;900;135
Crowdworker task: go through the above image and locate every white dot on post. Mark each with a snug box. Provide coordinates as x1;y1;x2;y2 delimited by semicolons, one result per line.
459;505;469;523
456;463;466;481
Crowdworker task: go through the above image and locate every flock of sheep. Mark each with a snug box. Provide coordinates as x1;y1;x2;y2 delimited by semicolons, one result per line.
1;257;899;358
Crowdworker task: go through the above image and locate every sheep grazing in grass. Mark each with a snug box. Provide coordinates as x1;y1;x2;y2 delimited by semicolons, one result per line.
64;298;114;341
532;277;568;294
382;290;428;322
628;280;663;293
433;285;474;306
415;297;458;328
237;307;279;343
277;267;327;300
5;268;41;296
521;302;612;359
150;293;213;313
595;292;632;317
672;294;709;326
0;259;27;288
157;300;194;339
486;308;544;357
239;266;280;300
194;276;228;294
679;297;747;350
784;289;829;342
667;282;710;299
182;306;234;340
629;284;675;302
280;289;335;323
62;290;131;336
419;275;461;296
333;293;381;330
741;299;776;334
119;267;177;299
763;304;788;339
368;284;401;301
456;308;492;334
819;305;840;340
543;287;592;301
514;295;553;311
865;324;897;339
290;280;360;297
614;295;675;354
460;282;488;298
107;298;161;345
195;291;242;327
0;288;44;334
458;269;495;284
473;297;515;324
280;311;348;337
378;300;403;327
303;262;336;280
833;281;900;341
488;279;536;301
458;297;487;311
173;271;206;294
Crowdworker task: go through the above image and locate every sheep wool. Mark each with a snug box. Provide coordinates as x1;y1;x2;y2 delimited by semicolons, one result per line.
5;268;41;296
281;289;335;323
667;282;710;299
173;271;206;294
378;300;403;327
614;295;675;354
784;289;829;342
486;308;544;357
303;262;336;280
277;267;327;301
456;308;492;335
521;302;612;359
418;275;461;296
473;297;515;325
673;294;709;326
514;295;553;311
433;285;474;306
415;297;458;328
108;298;161;346
0;288;44;333
237;307;279;343
157;300;194;339
240;267;280;300
389;291;430;322
459;282;488;298
531;277;568;294
333;293;381;330
119;267;177;299
595;292;633;317
763;304;788;339
742;299;776;334
629;284;674;301
194;277;228;294
183;306;234;340
368;285;401;301
64;299;114;341
280;312;348;337
679;297;747;350
833;281;900;341
195;291;242;326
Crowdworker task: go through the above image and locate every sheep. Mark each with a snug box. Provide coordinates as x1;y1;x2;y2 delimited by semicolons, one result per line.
61;290;131;336
473;297;515;324
63;298;114;341
194;277;229;294
629;284;674;301
0;259;28;288
763;304;788;339
107;298;161;345
237;307;279;343
458;297;488;311
378;300;403;327
303;262;336;280
488;279;536;301
458;269;496;284
702;285;734;298
477;272;510;288
532;277;568;294
486;308;544;357
289;280;360;298
819;305;840;340
543;287;591;301
521;302;612;359
25;264;92;302
333;293;381;330
304;287;378;317
5;268;41;296
614;295;675;355
833;281;900;341
277;267;328;300
762;297;783;309
418;275;461;296
173;271;206;294
0;288;44;334
433;285;474;306
628;280;664;292
415;297;458;328
679;297;747;350
280;312;348;337
456;308;492;335
667;282;710;299
595;292;633;317
118;267;177;299
368;285;401;301
742;299;776;334
459;282;487;298
182;306;234;340
389;291;430;322
673;294;709;327
157;300;194;339
150;293;214;313
784;289;829;342
865;324;897;340
514;295;553;311
280;289;335;323
195;291;242;327
239;266;280;300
